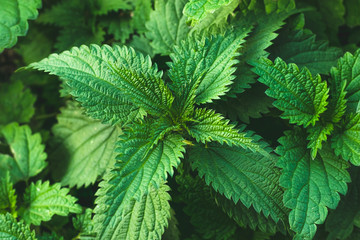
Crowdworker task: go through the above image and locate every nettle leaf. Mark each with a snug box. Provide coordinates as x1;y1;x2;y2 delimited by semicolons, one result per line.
183;0;233;25
188;0;239;34
189;142;288;223
29;44;171;124
326;168;360;240
345;0;360;27
93;122;185;238
252;57;329;127
264;0;295;14
188;108;261;151
335;49;360;112
162;209;180;240
270;29;342;75
307;122;334;160
93;0;132;15
0;123;47;183
0;0;41;52
0;81;36;126
0;213;36;239
145;0;189;55
0;172;17;216
50;101;122;188
230;10;297;95
73;209;95;238
20;180;82;226
103;183;171;240
276;129;350;239
168;27;251;110
332;113;360;166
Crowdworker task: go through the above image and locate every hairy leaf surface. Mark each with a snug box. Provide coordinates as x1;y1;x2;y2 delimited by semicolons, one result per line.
0;213;35;239
51;101;122;188
332;113;360;166
189;142;287;222
20;181;82;225
188;108;260;151
0;123;47;183
277;129;350;239
93;122;185;238
29;44;172;124
252;57;329;127
145;0;189;55
169;28;250;108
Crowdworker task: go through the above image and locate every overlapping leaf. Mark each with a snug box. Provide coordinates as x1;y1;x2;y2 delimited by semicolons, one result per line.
0;123;47;183
307;122;334;159
252;57;329;127
20;181;82;225
145;0;189;55
93;121;185;238
0;173;16;216
277;129;350;239
0;0;41;52
28;44;172;124
188;108;260;151
50;101;122;188
168;27;251;114
0;213;36;240
332;113;360;166
189;142;288;223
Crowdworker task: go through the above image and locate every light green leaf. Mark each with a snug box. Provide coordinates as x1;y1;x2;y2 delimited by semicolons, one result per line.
73;209;96;238
0;123;47;183
264;0;295;14
162;209;180;240
189;143;288;223
28;44;171;124
276;129;350;239
188;108;261;151
183;0;232;25
334;49;360;112
50;101;122;188
97;183;171;240
145;0;189;55
0;0;41;52
252;57;329;127
0;172;17;216
307;122;334;160
332;113;360;166
169;27;251;110
20;180;82;225
93;121;185;238
0;81;36;126
270;29;342;75
0;213;36;239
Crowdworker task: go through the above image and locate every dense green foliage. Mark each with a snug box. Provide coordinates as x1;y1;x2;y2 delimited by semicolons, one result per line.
1;0;360;239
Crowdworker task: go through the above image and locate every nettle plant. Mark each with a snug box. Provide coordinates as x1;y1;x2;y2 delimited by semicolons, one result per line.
3;0;360;239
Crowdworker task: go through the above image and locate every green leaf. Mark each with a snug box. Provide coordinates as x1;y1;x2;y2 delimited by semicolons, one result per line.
162;209;180;240
332;113;360;166
252;57;329;127
50;101;122;188
145;0;189;55
230;10;297;95
19;180;82;225
188;108;261;151
0;123;47;183
0;0;41;52
270;29;342;75
276;129;350;239
264;0;295;14
0;172;17;216
0;213;36;239
307;122;334;160
189;142;288;223
93;122;185;238
326;168;360;240
97;183;171;240
183;0;233;25
188;0;239;34
93;0;132;15
345;0;360;27
168;27;251;110
334;49;360;112
28;44;170;124
0;81;36;126
73;209;96;238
